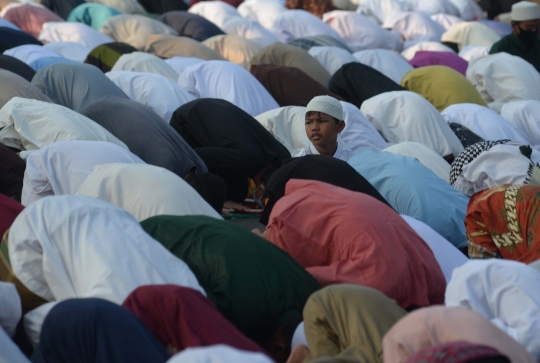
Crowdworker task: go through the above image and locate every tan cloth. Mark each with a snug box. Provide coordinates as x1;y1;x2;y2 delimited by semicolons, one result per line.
146;34;225;61
203;34;262;70
382;306;536;363
250;42;331;86
100;14;178;51
303;284;407;363
441;22;501;51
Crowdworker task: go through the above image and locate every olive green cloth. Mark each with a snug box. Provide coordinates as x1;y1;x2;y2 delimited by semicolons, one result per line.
303;284;407;363
140;215;321;343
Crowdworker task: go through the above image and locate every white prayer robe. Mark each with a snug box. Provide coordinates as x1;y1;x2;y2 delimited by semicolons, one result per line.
401;215;467;282
43;42;92;62
3;44;62;65
221;17;281;48
188;1;242;28
356;0;407;24
383;12;445;50
361;91;464;157
353;49;413;84
501;100;540;151
237;0;286;30
446;260;540;359
384;142;451;182
401;41;455;60
442;103;529;144
106;70;194;122
9;195;205;344
430;13;463;30
271;10;343;43
323;11;403;52
76;163;222;221
112;52;179;82
308;46;356;76
177;60;278;117
458;45;490;62
38;22;112;49
164;57;205;75
466;53;540;113
167;345;273;363
0;97;128;159
22;140;144;206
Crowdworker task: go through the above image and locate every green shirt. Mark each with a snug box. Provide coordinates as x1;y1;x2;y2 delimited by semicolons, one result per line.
490;33;540;72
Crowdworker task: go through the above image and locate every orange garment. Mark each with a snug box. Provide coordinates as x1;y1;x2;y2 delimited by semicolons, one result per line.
266;179;446;310
466;184;540;263
3;4;63;38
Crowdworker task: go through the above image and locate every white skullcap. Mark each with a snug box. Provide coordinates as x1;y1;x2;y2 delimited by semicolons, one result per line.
512;1;540;21
306;95;344;120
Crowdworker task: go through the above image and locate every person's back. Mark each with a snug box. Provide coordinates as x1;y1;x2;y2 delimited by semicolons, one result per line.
140;214;321;362
489;1;540;72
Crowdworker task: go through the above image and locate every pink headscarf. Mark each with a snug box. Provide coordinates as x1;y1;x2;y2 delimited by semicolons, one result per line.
3;3;63;38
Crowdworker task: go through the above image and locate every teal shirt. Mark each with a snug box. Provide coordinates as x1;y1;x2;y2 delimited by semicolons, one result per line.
489;33;540;72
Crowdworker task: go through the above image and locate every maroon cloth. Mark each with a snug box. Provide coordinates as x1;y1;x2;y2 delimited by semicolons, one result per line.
250;64;343;107
406;342;509;363
0;144;25;199
122;285;267;355
409;51;468;76
0;194;24;238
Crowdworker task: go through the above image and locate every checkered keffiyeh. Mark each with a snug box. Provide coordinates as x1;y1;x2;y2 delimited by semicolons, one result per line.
406;341;508;363
450;140;510;187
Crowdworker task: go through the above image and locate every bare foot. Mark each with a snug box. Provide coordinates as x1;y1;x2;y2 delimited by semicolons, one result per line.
286;344;310;363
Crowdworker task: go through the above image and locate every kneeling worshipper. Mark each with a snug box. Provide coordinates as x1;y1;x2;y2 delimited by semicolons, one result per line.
170;99;291;203
105;70;194;122
83;42;138;73
258;155;391;225
140;215;321;363
465;185;540;263
1;3;62;38
0;97;127;160
360;91;464;162
66;3;121;30
440;22;501;53
264;179;445;309
177;60;279;117
144;34;225;62
383;142;451;183
500;100;540;151
295;96;353;161
21;140;144;206
329;63;406;108
111;52;179;82
31;299;170;363
489;1;540;72
249;42;331;87
287;285;407;363
250;64;343;107
79;96;207;179
0;194;23;238
446;260;540;360
31;62;129;111
0;27;42;54
0;144;26;201
158;12;225;42
0;54;37;82
168;345;272;363
442;103;529;143
2;195;205;344
408;51;468;76
0;69;51;109
400;66;487;112
349;149;470;251
76;163;222;221
466;53;540;113
382;305;535;363
450;141;540;197
201;34;263;70
122;285;266;355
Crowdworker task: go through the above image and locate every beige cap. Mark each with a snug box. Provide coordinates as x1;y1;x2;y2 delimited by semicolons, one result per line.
512;1;540;21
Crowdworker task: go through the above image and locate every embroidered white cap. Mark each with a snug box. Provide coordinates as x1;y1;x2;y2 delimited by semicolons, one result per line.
512;1;540;21
305;95;344;120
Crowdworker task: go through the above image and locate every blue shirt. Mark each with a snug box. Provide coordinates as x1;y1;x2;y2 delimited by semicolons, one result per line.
349;148;469;249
